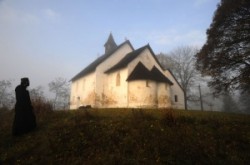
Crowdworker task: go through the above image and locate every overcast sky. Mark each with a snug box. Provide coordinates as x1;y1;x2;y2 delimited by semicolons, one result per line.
0;0;220;97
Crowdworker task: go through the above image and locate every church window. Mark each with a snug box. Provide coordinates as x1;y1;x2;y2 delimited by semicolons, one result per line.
116;73;120;86
146;80;150;87
174;95;178;102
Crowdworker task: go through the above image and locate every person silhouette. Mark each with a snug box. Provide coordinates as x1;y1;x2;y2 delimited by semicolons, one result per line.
12;78;36;136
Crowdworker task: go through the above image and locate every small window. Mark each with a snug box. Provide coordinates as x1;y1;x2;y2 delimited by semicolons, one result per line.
116;73;120;86
146;80;150;87
174;95;178;102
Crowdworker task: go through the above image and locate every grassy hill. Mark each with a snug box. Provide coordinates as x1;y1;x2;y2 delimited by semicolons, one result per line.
1;108;250;164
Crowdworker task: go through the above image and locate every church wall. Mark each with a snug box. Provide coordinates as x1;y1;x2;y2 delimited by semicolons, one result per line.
164;70;185;109
70;40;185;109
70;72;96;109
157;83;171;108
95;43;133;107
126;48;172;108
128;80;157;108
103;68;128;107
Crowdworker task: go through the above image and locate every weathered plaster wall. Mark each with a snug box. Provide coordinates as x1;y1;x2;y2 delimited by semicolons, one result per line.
104;68;128;107
157;83;171;108
128;80;157;108
70;45;181;109
95;43;133;107
164;70;185;109
70;72;96;109
126;48;172;108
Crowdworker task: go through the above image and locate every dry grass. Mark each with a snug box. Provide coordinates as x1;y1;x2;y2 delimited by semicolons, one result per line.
1;108;250;164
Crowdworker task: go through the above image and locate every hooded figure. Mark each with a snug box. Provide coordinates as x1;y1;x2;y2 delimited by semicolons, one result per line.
12;78;36;136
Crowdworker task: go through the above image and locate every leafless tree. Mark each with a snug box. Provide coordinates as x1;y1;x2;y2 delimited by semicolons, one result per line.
30;86;45;101
48;77;70;110
0;80;14;109
157;46;204;110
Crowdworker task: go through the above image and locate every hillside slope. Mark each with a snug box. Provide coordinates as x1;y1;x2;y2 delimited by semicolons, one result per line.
1;108;250;164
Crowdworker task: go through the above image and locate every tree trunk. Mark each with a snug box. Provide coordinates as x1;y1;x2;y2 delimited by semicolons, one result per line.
184;90;188;110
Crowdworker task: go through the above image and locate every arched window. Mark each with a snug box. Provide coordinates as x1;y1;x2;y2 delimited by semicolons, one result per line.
146;80;150;87
116;73;120;86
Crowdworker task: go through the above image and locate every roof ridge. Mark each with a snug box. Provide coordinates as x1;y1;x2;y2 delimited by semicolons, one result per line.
71;40;133;81
105;44;150;73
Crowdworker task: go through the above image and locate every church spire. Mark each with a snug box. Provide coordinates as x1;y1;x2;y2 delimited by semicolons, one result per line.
104;33;117;54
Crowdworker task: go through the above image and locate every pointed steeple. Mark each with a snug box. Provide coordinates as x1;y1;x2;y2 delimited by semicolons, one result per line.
104;33;117;54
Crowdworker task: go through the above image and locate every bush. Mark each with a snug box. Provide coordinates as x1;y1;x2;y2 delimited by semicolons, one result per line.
161;108;176;126
31;98;53;116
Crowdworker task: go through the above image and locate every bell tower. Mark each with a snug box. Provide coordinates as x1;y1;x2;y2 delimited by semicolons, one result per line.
104;33;117;54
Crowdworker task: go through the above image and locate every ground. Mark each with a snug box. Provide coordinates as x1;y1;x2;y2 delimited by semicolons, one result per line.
0;108;250;164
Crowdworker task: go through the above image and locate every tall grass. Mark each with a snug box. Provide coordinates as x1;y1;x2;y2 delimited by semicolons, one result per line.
1;108;250;164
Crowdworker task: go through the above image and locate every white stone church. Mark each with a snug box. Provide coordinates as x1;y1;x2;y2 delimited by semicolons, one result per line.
70;34;185;109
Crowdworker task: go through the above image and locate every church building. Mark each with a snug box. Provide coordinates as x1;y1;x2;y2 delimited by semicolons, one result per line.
70;34;185;109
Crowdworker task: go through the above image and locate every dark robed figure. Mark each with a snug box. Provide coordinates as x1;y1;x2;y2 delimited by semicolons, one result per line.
12;78;36;136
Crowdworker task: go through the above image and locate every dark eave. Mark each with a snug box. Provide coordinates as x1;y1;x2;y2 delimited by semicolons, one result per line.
150;66;173;85
126;62;152;81
126;62;173;85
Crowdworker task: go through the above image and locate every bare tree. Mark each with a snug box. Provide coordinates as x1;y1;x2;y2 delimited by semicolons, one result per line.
48;77;70;110
30;86;45;102
157;46;204;110
0;80;14;109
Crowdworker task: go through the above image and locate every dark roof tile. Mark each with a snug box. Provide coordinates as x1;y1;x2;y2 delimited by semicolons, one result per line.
126;62;152;81
127;62;173;85
150;66;173;85
71;40;133;81
105;45;148;73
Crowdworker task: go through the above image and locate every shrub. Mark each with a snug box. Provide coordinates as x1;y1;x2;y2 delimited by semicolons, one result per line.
31;98;53;116
161;108;176;126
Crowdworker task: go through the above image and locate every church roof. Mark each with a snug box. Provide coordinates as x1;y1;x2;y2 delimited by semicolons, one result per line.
71;40;133;81
105;45;148;73
150;66;173;85
105;44;164;74
126;62;152;81
127;62;173;85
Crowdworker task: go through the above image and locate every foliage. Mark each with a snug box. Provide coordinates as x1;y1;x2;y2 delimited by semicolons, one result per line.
222;91;239;113
1;108;250;164
196;0;250;93
239;90;250;114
